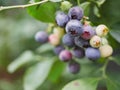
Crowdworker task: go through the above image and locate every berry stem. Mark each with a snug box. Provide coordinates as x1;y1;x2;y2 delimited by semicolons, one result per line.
0;0;48;11
77;0;80;5
101;59;109;79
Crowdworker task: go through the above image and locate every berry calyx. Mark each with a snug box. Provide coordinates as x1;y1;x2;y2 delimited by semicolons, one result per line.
90;35;102;48
96;24;109;37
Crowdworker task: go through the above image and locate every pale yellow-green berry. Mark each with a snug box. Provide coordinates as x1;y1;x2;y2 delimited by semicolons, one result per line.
60;1;72;11
96;24;109;37
53;27;65;38
90;35;102;48
101;37;108;45
99;44;113;58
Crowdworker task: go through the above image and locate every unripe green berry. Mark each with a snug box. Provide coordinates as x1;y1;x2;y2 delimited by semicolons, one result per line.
53;27;65;38
96;24;109;37
60;1;72;11
101;37;108;45
90;35;102;48
99;44;113;58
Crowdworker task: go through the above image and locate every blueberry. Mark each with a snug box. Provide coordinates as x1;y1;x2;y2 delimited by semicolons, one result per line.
74;36;90;48
66;20;83;36
59;50;72;62
85;47;101;61
72;47;85;58
81;25;95;40
35;31;48;43
54;45;65;55
68;61;80;74
68;6;84;20
62;34;75;47
56;11;69;27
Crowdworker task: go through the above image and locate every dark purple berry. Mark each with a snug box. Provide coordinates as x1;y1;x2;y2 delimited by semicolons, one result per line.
54;45;65;55
66;20;83;36
72;47;85;58
68;6;84;20
74;36;90;48
81;25;96;40
35;31;48;43
62;34;75;47
68;61;80;74
59;50;72;62
56;11;69;27
85;47;101;61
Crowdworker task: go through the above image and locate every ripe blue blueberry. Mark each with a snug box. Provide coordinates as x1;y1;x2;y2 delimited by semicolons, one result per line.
72;47;85;58
81;25;96;40
54;45;65;55
74;36;90;48
35;31;48;43
85;47;101;61
66;20;83;36
62;34;75;47
56;11;69;27
68;6;84;20
68;61;80;74
59;50;72;62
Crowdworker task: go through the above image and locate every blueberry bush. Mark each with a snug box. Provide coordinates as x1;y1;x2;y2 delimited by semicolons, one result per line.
0;0;120;90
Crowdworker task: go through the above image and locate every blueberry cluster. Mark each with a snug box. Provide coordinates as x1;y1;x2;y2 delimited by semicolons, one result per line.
35;6;113;74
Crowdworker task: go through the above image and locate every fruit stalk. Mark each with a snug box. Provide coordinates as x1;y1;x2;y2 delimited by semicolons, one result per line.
0;0;48;11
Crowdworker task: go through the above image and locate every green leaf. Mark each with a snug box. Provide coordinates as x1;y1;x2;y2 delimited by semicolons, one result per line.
106;77;120;90
7;51;34;73
49;0;62;2
100;0;120;24
62;78;99;90
36;43;54;53
109;56;120;66
109;22;120;43
27;1;59;23
110;30;120;43
93;6;100;17
96;0;106;7
80;2;90;16
24;58;55;90
48;59;65;82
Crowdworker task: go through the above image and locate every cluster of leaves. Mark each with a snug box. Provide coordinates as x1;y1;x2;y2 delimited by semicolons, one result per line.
7;0;120;90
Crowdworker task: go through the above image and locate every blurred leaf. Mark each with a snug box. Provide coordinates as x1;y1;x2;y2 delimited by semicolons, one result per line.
49;0;62;2
110;56;120;66
7;51;34;73
110;22;120;43
27;1;59;23
0;80;23;90
106;77;120;90
110;30;120;43
80;2;90;16
93;6;100;17
36;43;54;53
48;59;65;82
24;58;55;90
96;0;106;7
62;78;99;90
100;0;120;25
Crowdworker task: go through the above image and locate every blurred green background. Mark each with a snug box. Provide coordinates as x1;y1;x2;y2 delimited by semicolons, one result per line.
0;0;120;90
0;0;47;90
